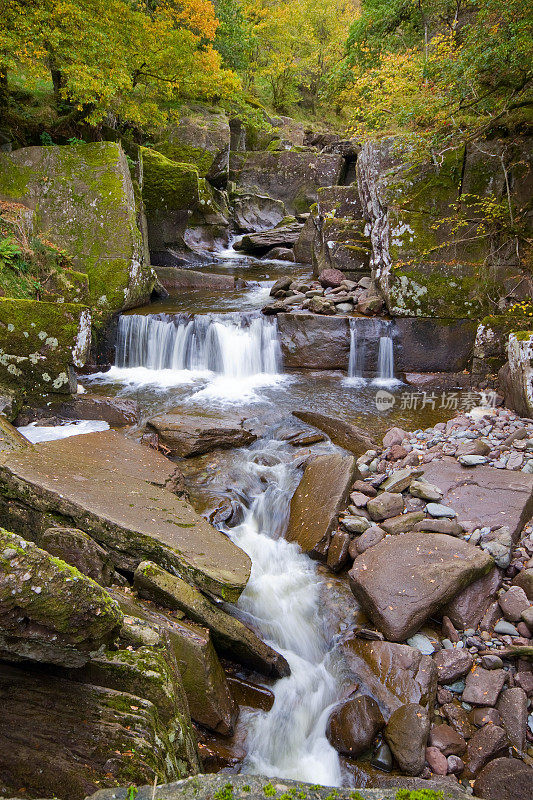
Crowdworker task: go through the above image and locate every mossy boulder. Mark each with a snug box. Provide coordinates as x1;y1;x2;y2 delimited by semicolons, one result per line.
0;142;154;321
155;105;230;178
473;313;533;376
0;297;91;394
313;216;371;276
0;528;122;666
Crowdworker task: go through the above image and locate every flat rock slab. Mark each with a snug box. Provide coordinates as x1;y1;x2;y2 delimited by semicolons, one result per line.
293;410;375;456
422;460;533;539
85;773;472;800
349;532;494;641
147;413;256;457
0;431;251;602
286;453;356;558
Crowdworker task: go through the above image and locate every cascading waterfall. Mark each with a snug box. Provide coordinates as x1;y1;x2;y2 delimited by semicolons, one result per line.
346;318;367;384
225;443;343;786
373;321;396;385
345;318;396;385
114;312;282;377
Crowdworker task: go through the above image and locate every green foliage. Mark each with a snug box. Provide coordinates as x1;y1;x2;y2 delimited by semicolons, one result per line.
395;791;444;800
40;131;54;146
126;787;138;800
213;0;255;73
263;783;277;797
214;783;235;800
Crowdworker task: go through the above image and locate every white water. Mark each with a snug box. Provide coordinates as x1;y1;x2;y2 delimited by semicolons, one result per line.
225;444;343;786
345;318;367;386
372;329;398;386
104;312;285;402
17;419;109;443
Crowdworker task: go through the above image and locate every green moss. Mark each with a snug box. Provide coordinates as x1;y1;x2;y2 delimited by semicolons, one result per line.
140;147;199;212
157;141;213;176
395;791;444;800
513;329;533;341
263;783;277;796
214;783;235;800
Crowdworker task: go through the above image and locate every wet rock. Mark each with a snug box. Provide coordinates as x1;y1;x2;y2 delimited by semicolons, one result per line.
0;529;122;667
326;694;385;756
481;654;504;670
469;707;501;728
337;637;437;720
493;619;519;636
462;667;507;707
226;677;274;712
413;518;464;535
512;568;533;600
286;453;356;558
349;532;493;641
356;525;385;554
366;492;404;522
498;585;531;621
237;223;302;255
497;687;528;750
441;702;476;739
425;746;448;775
327;531;351;572
429;724;467;756
447;755;465;775
371;741;394;772
443;567;502;630
319;268;345;288
381;511;425;535
409;479;443;502
385;703;430;775
266;247;295;262
434;649;473;684
293;410;375;456
147;413;257;458
38;526;114;586
278;312;350;370
474;757;533;800
15;395;138;427
134;561;289;679
464;724;508;776
380;467;423;493
0;431;251;603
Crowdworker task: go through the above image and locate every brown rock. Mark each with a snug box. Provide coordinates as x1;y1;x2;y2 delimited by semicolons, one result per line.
413;518;464;536
147;413;256;457
512;568;533;600
352;480;377;497
327;531;351;572
39;526;114;586
356;525;385;554
292;410;375;456
286;453;356;558
443;567;502;630
385;703;430;775
462;667;507;707
447;755;465;775
381;511;426;535
442;616;460;643
383;427;408;448
326;694;385;756
498;586;530;621
474;757;533;800
429;724;467;756
465;724;508;776
455;439;491;457
226;677;274;712
434;649;473;684
387;445;408;462
496;687;528;751
425;746;448;775
366;492;404;521
319;268;345;288
349;533;494;641
441;702;476;739
469;707;501;728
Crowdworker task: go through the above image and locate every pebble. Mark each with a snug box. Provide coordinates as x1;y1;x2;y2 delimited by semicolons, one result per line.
406;633;436;655
494;620;520;636
426;503;457;519
458;454;489;466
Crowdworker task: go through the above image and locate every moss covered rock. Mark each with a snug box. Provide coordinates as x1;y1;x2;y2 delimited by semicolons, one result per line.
0;528;122;666
155;105;230;177
0;297;91;394
500;331;533;417
0;142;154;320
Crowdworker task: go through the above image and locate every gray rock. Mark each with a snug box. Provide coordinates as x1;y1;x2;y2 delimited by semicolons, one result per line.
342;516;371;534
426;503;457;518
409;479;443;502
385;703;430;775
367;492;404;521
381;467;423;493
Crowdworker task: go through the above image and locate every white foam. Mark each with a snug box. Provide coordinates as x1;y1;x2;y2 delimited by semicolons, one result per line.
18;420;110;443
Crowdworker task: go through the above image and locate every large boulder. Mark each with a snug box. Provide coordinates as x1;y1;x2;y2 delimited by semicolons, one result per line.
474;757;533;800
384;703;430;775
155;105;230;178
349;532;494;641
232;192;286;232
0;142;153;318
336;637;438;721
0;430;251;602
500;331;533;418
313;216;371;277
230;150;343;215
326;694;385;756
277;312;350;369
146;413;257;457
293;410;375;456
236;222;302;255
134;560;289;678
285;453;356;558
0;528;122;666
0;298;91;394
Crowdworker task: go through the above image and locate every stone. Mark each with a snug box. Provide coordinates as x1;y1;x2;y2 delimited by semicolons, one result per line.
233;192;286;233
464;724;508;776
237;223;303;255
0;298;90;395
371;741;394;772
425;746;448;775
413;518;464;536
342;516;371;534
426;502;457;518
0;142;152;320
474;757;533;800
319;268;345;288
503;332;533;418
293;214;316;263
480;527;513;569
278;312;350;370
434;649;473;684
497;687;528;750
156;106;230;177
422;460;533;539
385;703;430;775
429;724;467;756
458;455;489;466
266;246;295;262
15;394;139;428
349;533;494;641
306;295;336;314
381;511;426;535
522;606;533;629
327;531;351;572
0;431;251;602
356;525;385;553
293;410;375;455
366;492;404;521
337;637;437;721
154;266;234;294
134;561;289;678
383;428;408;448
513;568;533;600
456;439;492;457
447;755;465;775
442;702;476;739
494;619;519;636
286;453;356;558
380;467;423;493
39;526;114;586
386;444;408;462
498;586;531;621
326;694;385;756
226;676;274;712
110;589;237;735
409;479;443;502
146;413;257;457
443;567;502;630
469;707;501;727
481;655;504;670
0;414;30;453
0;528;122;667
462;667;507;707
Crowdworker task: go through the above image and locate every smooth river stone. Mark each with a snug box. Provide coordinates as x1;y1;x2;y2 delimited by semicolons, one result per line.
146;412;257;457
349;532;494;641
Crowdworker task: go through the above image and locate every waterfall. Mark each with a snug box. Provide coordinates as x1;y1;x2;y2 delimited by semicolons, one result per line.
346;318;367;384
373;321;396;385
114;313;282;377
225;443;343;786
